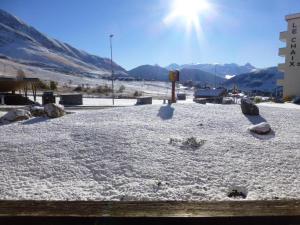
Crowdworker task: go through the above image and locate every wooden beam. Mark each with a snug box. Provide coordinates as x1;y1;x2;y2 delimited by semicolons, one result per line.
0;200;299;218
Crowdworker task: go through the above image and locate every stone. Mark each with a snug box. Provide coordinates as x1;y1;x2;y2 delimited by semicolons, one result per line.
44;103;65;118
293;96;300;105
249;122;272;135
30;106;46;117
0;109;31;123
241;98;259;115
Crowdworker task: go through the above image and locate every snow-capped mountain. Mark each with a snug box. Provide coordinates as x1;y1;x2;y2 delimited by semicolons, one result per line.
166;63;256;78
128;64;225;84
0;9;126;78
224;67;283;91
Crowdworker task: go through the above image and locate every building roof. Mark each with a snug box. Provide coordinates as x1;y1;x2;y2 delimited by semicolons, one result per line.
285;13;300;21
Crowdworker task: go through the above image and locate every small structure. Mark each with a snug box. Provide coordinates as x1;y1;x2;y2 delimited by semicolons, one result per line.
177;93;186;100
194;88;227;103
42;92;55;105
169;70;180;103
136;97;152;105
59;94;83;105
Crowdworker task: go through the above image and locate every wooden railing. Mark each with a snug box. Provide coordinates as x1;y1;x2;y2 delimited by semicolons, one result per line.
0;200;299;225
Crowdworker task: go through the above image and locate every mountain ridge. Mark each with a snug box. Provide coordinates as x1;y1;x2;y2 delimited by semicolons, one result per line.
166;62;256;78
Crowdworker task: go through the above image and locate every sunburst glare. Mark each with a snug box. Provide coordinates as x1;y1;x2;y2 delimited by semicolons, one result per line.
164;0;214;39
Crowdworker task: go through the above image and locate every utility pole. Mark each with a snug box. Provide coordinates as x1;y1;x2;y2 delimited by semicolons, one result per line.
214;64;217;89
110;34;114;106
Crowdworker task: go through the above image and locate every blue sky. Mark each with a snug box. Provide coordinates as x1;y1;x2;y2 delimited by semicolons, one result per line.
1;0;300;70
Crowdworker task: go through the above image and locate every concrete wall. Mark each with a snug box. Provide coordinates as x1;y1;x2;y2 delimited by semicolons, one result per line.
59;94;83;105
278;13;300;97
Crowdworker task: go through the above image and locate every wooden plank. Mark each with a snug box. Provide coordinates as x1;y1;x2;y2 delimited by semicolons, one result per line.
0;200;299;217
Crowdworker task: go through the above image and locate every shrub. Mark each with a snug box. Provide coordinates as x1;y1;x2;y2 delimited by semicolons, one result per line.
254;96;262;104
96;85;112;94
133;90;142;97
118;85;125;93
50;81;58;90
36;80;50;90
73;85;83;92
284;96;294;102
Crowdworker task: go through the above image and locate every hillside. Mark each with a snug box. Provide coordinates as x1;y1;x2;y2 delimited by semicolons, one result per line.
0;9;126;78
224;67;283;91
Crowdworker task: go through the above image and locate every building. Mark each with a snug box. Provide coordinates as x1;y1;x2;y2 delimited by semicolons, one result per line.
194;88;227;103
278;13;300;98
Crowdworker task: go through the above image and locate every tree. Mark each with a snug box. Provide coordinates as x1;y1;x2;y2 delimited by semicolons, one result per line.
50;81;58;90
16;69;26;80
118;85;125;93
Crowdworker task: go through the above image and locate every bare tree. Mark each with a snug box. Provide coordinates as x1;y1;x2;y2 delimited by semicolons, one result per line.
16;69;26;80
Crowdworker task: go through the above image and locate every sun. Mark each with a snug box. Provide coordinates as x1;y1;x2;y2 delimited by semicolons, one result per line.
164;0;212;37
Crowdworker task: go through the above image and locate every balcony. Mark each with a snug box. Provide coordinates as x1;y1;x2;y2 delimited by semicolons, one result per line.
278;47;287;57
279;31;288;42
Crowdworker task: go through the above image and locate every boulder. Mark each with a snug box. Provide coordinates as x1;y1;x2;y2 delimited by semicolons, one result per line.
44;103;65;118
293;96;300;105
0;109;31;123
249;122;271;135
241;98;259;115
30;106;46;117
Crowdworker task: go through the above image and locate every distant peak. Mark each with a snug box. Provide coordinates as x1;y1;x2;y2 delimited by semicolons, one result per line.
244;62;255;68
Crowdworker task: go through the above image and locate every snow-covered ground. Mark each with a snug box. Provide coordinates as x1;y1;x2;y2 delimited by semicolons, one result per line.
258;102;300;110
0;104;299;201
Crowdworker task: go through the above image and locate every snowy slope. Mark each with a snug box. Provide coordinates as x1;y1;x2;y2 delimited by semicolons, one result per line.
0;9;126;77
0;104;299;201
224;67;283;91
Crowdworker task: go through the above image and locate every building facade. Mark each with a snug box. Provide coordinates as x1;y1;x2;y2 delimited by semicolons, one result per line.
278;13;300;98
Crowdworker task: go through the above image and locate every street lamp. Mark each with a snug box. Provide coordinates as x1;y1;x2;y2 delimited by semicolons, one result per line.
109;34;114;106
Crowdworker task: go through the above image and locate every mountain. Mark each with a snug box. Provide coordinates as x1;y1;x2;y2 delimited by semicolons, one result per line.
166;63;256;78
128;65;169;81
0;9;126;78
224;67;283;91
128;64;225;84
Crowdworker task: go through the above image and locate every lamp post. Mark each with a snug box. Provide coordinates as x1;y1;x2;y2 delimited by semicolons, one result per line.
109;34;114;106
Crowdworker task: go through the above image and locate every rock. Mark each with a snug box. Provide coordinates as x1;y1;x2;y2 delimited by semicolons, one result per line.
241;98;259;115
249;122;271;135
30;106;46;117
44;103;65;118
0;109;31;123
293;96;300;105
